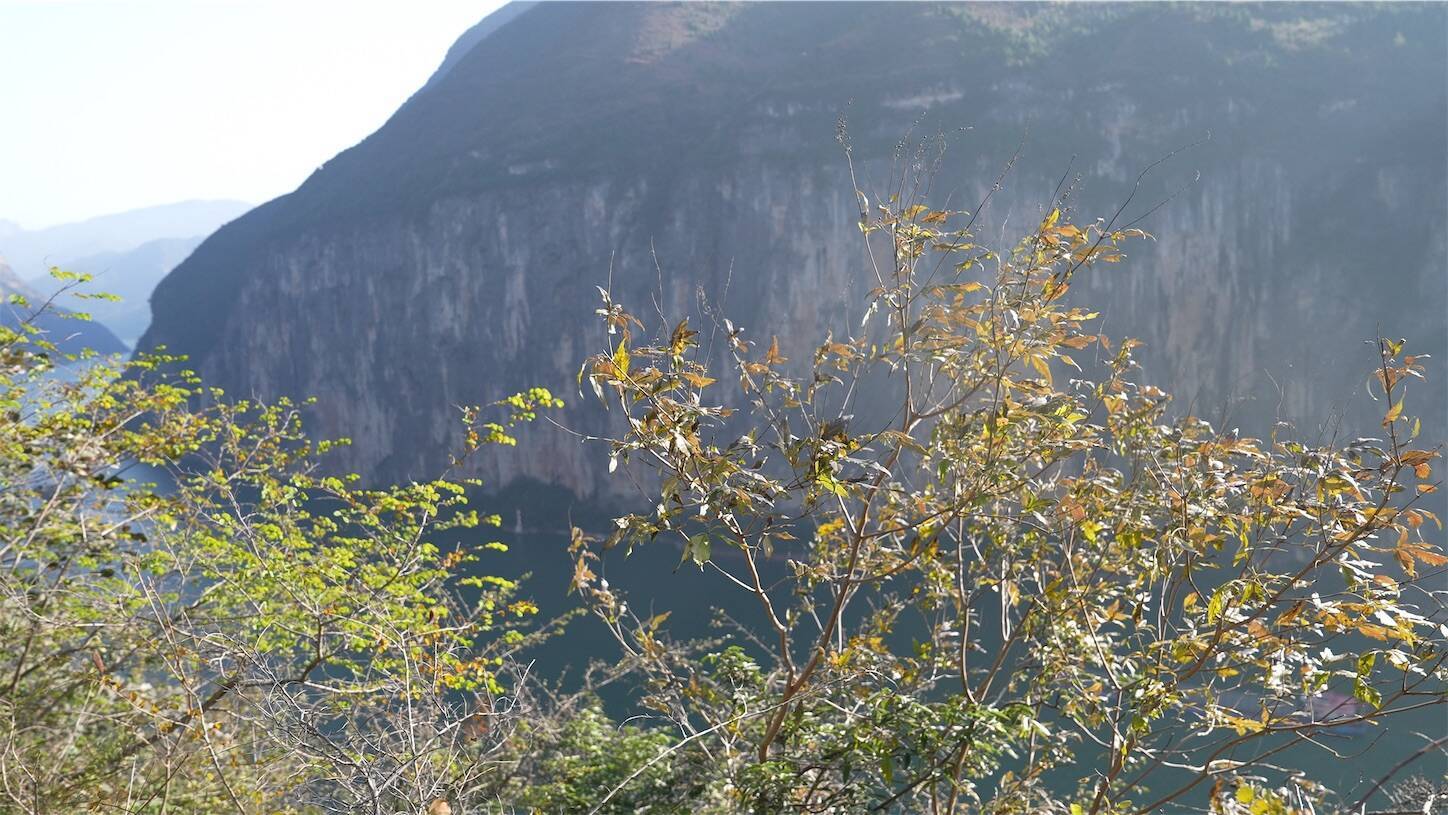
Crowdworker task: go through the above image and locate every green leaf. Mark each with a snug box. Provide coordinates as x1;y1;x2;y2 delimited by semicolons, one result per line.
1353;678;1383;709
1355;651;1375;679
683;534;710;567
1206;584;1232;624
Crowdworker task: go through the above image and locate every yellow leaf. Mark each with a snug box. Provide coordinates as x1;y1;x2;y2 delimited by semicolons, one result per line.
1395;545;1416;577
681;372;715;389
1357;623;1392;641
612;340;631;377
1411;545;1448;567
1383;398;1403;425
1029;355;1052;384
1225;714;1262;735
1275;601;1304;626
669;318;697;354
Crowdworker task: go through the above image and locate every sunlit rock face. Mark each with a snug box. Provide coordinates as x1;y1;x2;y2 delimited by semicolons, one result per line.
140;3;1446;497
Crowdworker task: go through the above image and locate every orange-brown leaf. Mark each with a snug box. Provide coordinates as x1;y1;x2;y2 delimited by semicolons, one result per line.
765;335;787;365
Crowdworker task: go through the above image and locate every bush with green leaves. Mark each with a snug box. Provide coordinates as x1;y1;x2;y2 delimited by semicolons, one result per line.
0;279;559;813
3;148;1444;814
572;146;1448;814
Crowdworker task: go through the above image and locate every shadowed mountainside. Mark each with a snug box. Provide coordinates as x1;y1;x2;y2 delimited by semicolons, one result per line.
139;2;1446;498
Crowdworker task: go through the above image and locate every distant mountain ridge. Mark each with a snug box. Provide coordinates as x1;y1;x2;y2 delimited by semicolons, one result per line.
2;200;249;347
0;255;126;357
139;2;1446;495
0;200;247;279
32;236;207;346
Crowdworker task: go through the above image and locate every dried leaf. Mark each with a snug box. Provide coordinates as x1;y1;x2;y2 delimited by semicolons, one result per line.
765;335;787;365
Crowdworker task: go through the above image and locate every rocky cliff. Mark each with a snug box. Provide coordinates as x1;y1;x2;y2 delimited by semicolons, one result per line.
140;2;1447;497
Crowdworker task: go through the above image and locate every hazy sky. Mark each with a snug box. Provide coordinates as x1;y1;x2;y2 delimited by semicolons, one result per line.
1;1;506;229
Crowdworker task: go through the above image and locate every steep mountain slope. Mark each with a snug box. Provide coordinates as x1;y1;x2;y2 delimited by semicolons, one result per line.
140;3;1446;495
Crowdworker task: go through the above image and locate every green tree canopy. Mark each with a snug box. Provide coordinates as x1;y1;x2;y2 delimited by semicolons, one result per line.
572;149;1447;814
0;283;559;812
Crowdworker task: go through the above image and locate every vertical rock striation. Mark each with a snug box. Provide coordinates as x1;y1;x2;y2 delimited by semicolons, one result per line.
140;3;1447;497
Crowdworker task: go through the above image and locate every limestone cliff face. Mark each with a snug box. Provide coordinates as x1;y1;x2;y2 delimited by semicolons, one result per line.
191;166;871;491
141;3;1446;497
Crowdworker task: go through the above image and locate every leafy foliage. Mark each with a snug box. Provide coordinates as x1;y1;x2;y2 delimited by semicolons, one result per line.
572;147;1448;813
504;699;706;815
0;277;559;812
4;131;1445;812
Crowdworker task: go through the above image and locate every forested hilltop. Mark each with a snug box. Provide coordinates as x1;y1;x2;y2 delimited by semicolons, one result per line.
138;3;1446;497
